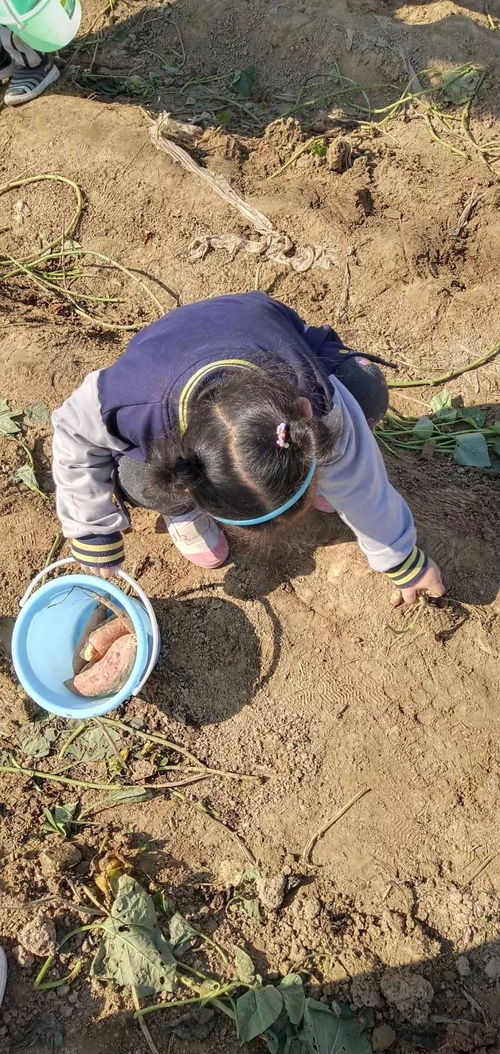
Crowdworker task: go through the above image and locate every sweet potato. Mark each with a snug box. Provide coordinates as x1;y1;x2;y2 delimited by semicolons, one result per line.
80;614;133;664
72;603;108;675
73;632;137;698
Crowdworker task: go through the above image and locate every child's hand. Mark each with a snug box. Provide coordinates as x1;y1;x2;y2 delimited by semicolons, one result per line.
78;564;118;580
391;559;444;606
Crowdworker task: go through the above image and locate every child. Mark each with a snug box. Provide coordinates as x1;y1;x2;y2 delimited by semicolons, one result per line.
0;29;58;105
52;292;444;604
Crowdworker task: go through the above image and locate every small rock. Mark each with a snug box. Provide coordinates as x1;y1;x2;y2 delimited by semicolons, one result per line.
456;955;470;977
40;842;82;878
217;859;245;889
56;985;70;998
130;758;156;781
327;136;354;173
67;992;78;1004
484;956;500;980
12;944;34;969
256;873;287;912
380;969;434;1025
18;913;57;958
61;1004;74;1018
372;1023;397;1051
301;896;321;922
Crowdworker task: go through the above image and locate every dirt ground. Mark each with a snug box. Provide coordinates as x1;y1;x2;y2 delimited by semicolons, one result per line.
1;0;500;1051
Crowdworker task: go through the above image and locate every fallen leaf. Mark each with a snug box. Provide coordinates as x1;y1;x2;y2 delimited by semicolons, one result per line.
12;464;42;495
17;724;57;758
66;725;121;762
231;65;256;98
234;944;257;985
25;400;50;423
0;399;22;436
168;912;198;956
91;874;176;996
430;389;453;413
454;433;491;468
412;416;434;440
236;986;283;1043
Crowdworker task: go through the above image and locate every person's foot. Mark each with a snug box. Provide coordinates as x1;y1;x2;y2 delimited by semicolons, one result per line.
4;60;59;106
0;45;14;80
165;510;229;568
0;945;7;1007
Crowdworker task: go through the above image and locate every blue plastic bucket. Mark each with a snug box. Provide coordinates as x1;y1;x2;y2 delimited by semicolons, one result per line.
11;559;160;720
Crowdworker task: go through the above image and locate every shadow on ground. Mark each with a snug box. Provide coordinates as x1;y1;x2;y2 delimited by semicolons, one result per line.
32;0;500;134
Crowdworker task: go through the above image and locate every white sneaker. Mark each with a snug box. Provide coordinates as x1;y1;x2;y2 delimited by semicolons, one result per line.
4;60;59;106
0;945;7;1007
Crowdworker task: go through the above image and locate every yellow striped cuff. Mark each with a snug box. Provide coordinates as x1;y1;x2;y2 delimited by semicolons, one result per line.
71;536;124;566
386;546;428;587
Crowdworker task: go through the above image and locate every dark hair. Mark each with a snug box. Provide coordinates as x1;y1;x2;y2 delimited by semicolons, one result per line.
146;365;339;528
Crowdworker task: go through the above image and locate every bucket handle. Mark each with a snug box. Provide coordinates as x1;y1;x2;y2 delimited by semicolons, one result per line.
19;557;160;697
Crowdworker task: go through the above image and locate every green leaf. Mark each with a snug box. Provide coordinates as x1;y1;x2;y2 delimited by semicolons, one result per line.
91;875;176;997
441;65;483;105
430;389;453;413
0;399;21;436
494;438;500;457
265;1008;305;1053
43;801;78;837
108;787;153;804
457;406;487;428
236;986;284;1043
239;896;263;920
412;416;434;440
216;110;231;126
433;408;457;424
17;724;57;758
152;891;171;916
126;73;149;93
453;432;491;468
25;400;49;423
168;912;198;956
231;65;256;98
328;66;341;83
67;725;121;762
234;944;256;985
239;867;261;883
12;464;42;494
160;64;184;76
279;974;305;1026
310;140;327;157
299;999;372;1054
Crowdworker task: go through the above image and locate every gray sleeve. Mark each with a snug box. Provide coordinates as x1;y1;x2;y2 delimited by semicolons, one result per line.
316;377;416;572
52;371;131;539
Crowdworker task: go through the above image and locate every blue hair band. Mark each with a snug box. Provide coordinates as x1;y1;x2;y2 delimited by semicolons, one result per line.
211;459;317;527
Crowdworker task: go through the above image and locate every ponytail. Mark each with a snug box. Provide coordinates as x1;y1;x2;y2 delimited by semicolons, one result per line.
146;364;340;526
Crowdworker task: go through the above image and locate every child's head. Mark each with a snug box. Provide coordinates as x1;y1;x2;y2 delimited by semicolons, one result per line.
148;366;338;529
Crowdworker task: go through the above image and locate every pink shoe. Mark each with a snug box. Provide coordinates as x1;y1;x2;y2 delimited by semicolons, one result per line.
313;494;336;513
165;510;229;568
0;945;7;1007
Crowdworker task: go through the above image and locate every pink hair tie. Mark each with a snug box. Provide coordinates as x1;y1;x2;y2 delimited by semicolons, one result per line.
276;422;290;449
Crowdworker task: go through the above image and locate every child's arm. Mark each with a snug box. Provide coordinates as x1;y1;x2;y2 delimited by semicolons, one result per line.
317;377;444;602
52;371;131;575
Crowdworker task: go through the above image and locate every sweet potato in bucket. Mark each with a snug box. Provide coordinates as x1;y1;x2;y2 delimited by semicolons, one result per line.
72;602;108;675
73;633;137;698
80;614;133;663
